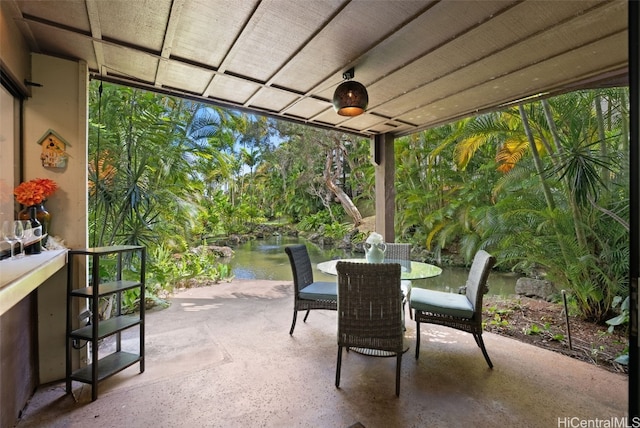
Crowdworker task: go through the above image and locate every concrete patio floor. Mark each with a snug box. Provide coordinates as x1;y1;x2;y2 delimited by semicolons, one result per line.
17;279;628;428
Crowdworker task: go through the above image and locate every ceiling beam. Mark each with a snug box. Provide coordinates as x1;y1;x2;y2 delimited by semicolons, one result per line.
85;0;105;75
154;0;185;88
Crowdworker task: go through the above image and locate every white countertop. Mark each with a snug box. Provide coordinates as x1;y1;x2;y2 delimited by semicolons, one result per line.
0;249;67;316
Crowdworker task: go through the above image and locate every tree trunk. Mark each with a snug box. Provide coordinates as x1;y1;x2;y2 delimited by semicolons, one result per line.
324;177;362;226
594;94;610;188
540;100;588;249
519;104;571;265
323;147;363;226
519;105;556;211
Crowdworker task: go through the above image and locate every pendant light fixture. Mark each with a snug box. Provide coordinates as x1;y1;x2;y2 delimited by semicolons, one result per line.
332;68;368;116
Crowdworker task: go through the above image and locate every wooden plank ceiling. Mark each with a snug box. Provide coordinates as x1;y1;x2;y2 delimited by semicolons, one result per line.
7;0;629;137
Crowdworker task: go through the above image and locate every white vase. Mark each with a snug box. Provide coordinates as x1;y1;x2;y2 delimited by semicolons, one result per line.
364;242;386;263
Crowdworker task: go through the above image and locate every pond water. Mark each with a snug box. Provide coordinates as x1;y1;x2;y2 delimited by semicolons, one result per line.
227;235;518;296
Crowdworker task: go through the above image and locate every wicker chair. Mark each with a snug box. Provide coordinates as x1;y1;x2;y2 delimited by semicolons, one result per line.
410;250;496;368
285;245;337;335
335;261;404;396
385;243;413;320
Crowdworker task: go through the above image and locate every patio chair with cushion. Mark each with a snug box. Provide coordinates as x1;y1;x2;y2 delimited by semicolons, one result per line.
285;244;337;335
335;261;404;396
385;243;413;320
410;249;496;368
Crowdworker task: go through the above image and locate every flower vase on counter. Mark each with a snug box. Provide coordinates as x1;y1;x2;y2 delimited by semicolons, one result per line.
364;232;386;263
14;178;58;248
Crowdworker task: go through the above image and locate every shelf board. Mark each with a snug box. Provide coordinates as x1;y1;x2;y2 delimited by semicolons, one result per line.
69;315;141;340
69;245;143;255
70;280;142;297
70;351;142;383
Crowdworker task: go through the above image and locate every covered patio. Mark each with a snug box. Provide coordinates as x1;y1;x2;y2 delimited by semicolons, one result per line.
0;1;636;426
5;0;630;240
17;279;627;427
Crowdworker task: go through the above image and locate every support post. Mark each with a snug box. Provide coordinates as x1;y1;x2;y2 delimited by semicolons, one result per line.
373;133;395;242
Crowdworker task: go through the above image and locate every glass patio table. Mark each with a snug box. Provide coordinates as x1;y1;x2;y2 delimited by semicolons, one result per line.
316;258;442;279
317;258;442;357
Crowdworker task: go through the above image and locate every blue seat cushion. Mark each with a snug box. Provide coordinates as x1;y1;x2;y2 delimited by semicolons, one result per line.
299;281;337;301
410;288;473;318
400;280;411;297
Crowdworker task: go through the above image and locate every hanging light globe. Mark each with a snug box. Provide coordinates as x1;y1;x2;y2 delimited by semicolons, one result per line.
332;68;368;116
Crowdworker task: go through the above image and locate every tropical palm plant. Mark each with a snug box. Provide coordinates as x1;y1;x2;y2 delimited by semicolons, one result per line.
418;89;630;320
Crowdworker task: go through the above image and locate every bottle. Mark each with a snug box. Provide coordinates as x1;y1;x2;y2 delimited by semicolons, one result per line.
25;206;42;254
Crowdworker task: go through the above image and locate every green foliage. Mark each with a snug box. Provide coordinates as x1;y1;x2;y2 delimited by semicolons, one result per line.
524;323;543;335
488;313;509;328
486;305;512;328
523;322;564;342
88;81;630;324
606;296;630;333
322;222;352;241
416;88;630;322
394;124;502;261
298;211;351;241
614;341;629;366
89;82;241;312
121;288;142;314
298;211;333;231
145;245;233;297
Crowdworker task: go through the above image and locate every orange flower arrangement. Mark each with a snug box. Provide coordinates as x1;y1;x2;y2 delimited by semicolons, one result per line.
14;178;58;206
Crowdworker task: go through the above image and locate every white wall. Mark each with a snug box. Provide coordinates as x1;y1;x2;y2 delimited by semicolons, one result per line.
24;54;88;250
24;54;88;382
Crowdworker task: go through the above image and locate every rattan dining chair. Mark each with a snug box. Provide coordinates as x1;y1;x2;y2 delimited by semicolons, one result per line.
410;249;496;368
385;243;413;320
336;261;404;396
285;244;337;335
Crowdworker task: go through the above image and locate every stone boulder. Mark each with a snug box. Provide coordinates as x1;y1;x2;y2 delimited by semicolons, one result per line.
515;278;557;301
193;245;234;258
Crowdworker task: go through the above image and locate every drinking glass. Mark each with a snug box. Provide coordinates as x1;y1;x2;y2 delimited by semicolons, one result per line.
1;220;17;259
13;220;25;258
22;221;32;255
22;221;32;239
